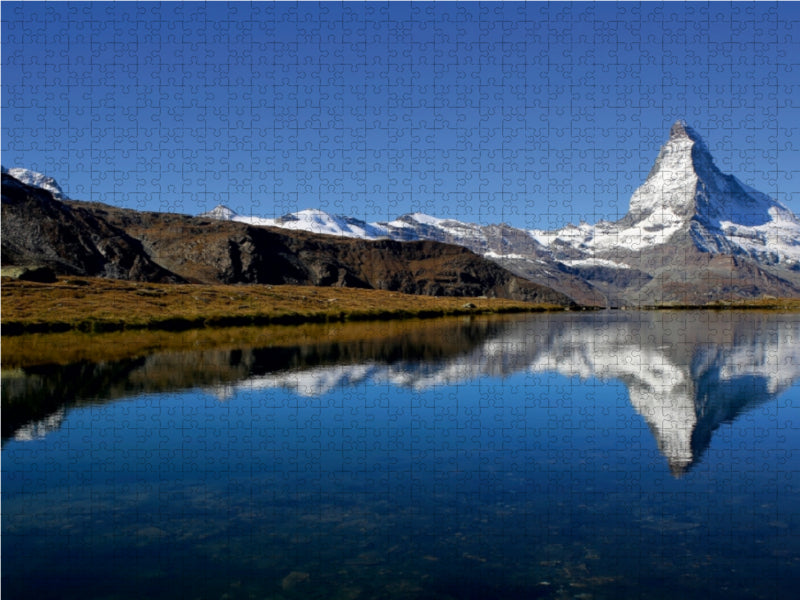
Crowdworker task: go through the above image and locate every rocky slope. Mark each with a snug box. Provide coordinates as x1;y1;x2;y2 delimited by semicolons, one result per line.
210;121;800;306
1;173;180;282
1;170;573;305
80;201;574;304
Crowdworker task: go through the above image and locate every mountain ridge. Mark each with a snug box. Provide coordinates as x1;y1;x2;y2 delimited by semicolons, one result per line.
0;172;181;283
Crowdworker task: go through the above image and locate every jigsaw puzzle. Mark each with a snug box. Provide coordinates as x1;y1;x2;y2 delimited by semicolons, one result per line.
1;3;798;599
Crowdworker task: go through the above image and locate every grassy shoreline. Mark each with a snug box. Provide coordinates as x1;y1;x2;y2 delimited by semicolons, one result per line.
4;277;799;338
1;277;567;336
640;299;800;311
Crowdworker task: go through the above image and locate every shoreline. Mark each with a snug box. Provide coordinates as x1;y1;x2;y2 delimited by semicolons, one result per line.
3;277;799;337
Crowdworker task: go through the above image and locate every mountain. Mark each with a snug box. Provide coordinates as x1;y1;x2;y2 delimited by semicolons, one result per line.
1;166;67;200
200;207;605;305
206;121;800;305
534;121;800;259
531;121;800;304
1;172;181;282
1;169;573;305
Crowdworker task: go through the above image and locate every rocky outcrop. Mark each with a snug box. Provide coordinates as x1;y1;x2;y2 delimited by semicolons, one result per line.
1;173;182;282
0;265;58;283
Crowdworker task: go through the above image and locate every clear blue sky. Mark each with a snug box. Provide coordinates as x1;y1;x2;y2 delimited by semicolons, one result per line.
2;2;798;229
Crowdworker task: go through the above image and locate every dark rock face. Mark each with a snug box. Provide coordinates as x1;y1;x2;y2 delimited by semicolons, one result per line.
1;173;182;283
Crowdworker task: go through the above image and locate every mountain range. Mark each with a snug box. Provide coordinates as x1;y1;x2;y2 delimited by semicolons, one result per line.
1;170;572;306
3;121;800;306
201;121;800;306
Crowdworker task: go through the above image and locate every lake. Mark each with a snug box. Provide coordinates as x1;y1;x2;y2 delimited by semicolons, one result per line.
2;311;799;599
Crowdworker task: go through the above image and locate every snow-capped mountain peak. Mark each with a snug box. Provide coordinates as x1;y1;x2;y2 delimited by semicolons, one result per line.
2;166;66;199
669;119;707;149
629;120;793;230
531;122;800;266
199;204;237;220
627;119;712;222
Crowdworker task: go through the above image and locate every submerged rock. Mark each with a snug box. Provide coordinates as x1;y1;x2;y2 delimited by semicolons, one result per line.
281;571;310;591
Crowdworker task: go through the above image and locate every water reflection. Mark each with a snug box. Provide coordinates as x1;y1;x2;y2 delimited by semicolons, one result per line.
4;311;799;476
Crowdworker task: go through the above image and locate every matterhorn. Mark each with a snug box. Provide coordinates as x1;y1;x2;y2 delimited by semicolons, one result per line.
525;120;800;304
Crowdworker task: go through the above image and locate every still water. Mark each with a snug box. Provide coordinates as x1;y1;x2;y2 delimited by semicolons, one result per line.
3;311;799;599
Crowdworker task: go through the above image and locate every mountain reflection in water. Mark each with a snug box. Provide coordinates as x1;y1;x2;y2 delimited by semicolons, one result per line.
4;311;799;476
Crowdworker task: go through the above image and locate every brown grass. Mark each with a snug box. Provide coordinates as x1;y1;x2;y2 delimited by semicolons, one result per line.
702;297;800;310
1;276;563;336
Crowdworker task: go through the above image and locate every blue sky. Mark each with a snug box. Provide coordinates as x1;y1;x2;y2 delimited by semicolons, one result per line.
2;1;799;229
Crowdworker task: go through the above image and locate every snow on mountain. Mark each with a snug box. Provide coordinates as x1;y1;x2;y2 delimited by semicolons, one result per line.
263;209;392;239
533;121;800;264
392;212;445;228
2;166;66;199
561;257;632;270
628;120;708;221
200;206;391;239
199;205;237;220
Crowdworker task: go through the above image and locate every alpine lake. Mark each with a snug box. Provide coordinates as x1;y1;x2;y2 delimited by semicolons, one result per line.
2;310;799;600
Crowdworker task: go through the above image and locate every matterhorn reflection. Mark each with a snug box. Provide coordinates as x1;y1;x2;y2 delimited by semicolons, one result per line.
214;311;800;477
518;311;800;476
504;311;798;476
